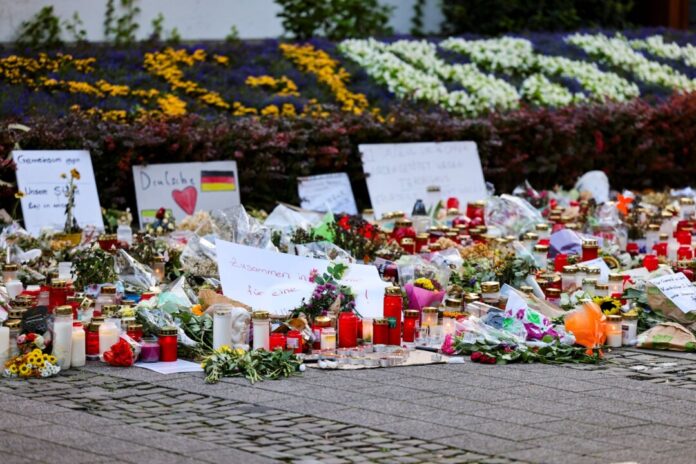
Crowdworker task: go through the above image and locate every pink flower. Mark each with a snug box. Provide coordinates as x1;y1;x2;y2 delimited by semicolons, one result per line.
308;268;319;283
440;334;455;355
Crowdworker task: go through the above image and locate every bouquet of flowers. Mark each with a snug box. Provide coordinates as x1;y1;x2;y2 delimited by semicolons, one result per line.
102;336;141;367
291;263;356;321
16;333;47;354
202;345;303;384
398;256;449;311
3;348;60;379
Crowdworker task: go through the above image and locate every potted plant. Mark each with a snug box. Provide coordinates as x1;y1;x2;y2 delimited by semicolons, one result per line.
55;168;82;246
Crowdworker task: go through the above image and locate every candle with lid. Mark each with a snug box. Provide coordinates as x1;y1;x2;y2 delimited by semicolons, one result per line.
320;327;336;351
533;244;549;269
546;288;561;305
269;332;286;351
480;282;500;305
52;305;74;369
158;326;178;362
606;315;623;348
49;279;69;310
312;315;331;350
252;310;270;351
71;322;86;368
373;319;389;345
582;278;598;295
213;307;232;350
402;310;419;343
594;282;609;298
421;307;438;330
581;239;599;261
0;325;9;368
535;223;551;242
140;336;160;362
151;256;166;283
2;263;18;282
608;273;624;296
383;286;402;345
561;265;578;293
86;321;101;360
286;330;303;353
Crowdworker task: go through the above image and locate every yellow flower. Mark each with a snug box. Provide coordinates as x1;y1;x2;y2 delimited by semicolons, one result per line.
19;365;30;377
32;348;42;356
9;365;18;374
234;348;246;356
47;355;57;364
14;191;25;199
414;278;436;291
70;168;81;180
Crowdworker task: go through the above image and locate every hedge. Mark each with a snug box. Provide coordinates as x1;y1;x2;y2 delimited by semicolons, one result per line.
1;92;695;222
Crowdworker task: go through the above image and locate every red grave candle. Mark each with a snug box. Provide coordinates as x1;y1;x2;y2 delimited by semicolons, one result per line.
402;310;419;343
373;319;389;345
158;326;178;362
383;286;402;345
338;311;358;348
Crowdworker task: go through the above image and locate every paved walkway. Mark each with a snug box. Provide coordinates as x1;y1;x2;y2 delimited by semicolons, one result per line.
1;348;696;464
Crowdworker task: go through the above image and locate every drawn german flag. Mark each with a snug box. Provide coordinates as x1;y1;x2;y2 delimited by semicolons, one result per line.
200;170;236;192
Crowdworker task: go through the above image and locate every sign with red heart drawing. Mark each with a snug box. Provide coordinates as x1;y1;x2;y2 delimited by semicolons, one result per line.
132;161;240;226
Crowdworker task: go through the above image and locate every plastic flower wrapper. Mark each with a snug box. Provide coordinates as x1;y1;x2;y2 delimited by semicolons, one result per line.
264;204;322;236
102;335;140;367
454;316;526;347
427;247;463;272
504;290;557;341
485;194;544;237
164;276;198;307
114;249;157;291
135;299;198;348
588;202;627;250
180;234;219;277
292;241;354;263
210;206;276;251
397;255;449;311
564;301;607;352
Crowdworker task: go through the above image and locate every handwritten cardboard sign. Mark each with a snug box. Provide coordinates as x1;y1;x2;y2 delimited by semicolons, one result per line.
297;173;358;215
13;150;104;235
649;273;696;314
132;161;240;225
359;141;487;219
217;240;389;317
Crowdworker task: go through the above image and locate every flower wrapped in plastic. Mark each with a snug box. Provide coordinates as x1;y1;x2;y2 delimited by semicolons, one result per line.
485;194;544;237
397;255;450;311
114;249;158;291
102;337;136;367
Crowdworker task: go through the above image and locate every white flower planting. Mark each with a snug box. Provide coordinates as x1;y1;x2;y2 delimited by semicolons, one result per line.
441;37;639;102
340;34;692;116
385;40;520;113
567;33;696;92
520;74;582;107
630;35;696;68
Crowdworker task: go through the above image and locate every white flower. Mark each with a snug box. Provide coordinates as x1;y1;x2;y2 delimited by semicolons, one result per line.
630;35;696;68
567;33;696;92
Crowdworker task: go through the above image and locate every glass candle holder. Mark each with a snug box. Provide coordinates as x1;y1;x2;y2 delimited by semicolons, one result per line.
158;326;178;362
320;327;336;351
594;282;609;298
312;315;331;350
286;330;303;353
269;332;286;351
605;315;622;348
402;310;419;343
621;314;638;346
581;239;599;261
561;265;578;293
2;263;18;283
362;318;373;344
533;244;549;269
152;256;166;283
252;311;270;351
480;281;501;305
582;278;598;295
608;273;624;296
421;307;438;330
373;319;389;345
140;336;160;363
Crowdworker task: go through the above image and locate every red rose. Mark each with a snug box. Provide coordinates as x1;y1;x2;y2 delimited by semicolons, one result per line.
26;333;36;342
470;352;483;362
103;339;134;367
156;207;166;220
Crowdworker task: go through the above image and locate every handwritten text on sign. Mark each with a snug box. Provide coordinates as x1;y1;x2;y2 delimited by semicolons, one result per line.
217;240;389;317
650;272;696;314
298;173;358;215
132;161;240;225
13;150;104;235
359;141;487;218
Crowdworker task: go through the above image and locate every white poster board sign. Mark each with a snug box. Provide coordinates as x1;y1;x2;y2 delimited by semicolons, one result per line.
359;141;487;218
298;173;358;214
217;240;389;317
132;161;240;225
650;273;696;314
13;150;104;235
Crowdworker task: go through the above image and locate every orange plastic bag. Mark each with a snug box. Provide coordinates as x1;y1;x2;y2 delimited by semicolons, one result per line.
564;301;606;353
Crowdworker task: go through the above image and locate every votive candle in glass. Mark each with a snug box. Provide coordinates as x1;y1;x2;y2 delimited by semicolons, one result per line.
402;310;419;343
362;318;373;344
606;315;622;348
158;326;178;362
140;336;160;362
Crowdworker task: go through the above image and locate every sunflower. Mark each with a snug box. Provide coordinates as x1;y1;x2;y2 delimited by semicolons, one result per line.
18;365;30;377
47;355;57;365
593;296;622;315
9;365;18;374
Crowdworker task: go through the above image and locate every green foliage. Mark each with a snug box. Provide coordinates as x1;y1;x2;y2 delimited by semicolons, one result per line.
16;6;63;48
202;346;303;384
454;338;603;365
72;246;117;289
411;0;426;37
149;12;165;41
225;25;241;44
64;12;87;44
275;0;394;40
167;27;181;45
104;0;141;46
441;0;634;35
